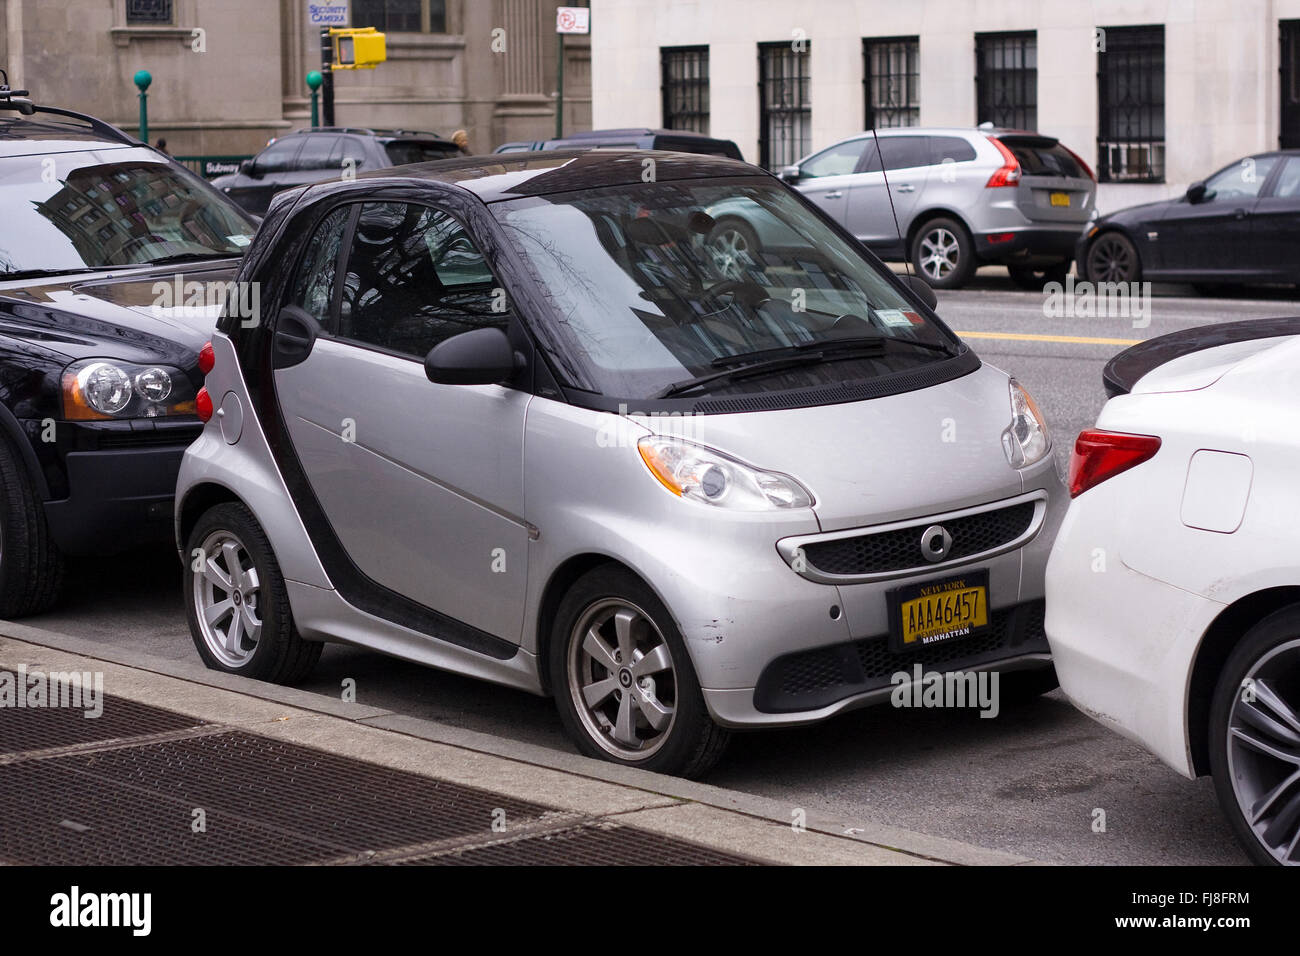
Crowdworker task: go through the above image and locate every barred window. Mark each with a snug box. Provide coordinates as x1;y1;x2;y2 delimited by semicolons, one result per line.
661;47;709;134
352;0;445;34
975;32;1037;130
126;0;172;24
1097;25;1165;183
863;37;919;129
758;41;811;170
1280;21;1300;149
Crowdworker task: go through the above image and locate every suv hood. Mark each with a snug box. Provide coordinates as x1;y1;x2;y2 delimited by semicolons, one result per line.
0;262;240;360
643;363;1027;532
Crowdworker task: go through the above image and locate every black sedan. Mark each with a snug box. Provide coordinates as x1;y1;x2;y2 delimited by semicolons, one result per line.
1078;150;1300;293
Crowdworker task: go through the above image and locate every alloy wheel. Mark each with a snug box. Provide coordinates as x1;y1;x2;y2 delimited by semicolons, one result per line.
918;227;960;281
191;529;263;668
566;598;678;760
1087;235;1136;283
708;227;752;279
1226;637;1300;864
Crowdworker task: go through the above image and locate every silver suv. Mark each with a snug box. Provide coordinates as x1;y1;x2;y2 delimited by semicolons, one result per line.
176;150;1065;777
754;127;1095;290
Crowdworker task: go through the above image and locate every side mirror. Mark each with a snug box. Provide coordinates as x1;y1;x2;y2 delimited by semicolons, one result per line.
1185;181;1207;203
779;165;801;183
425;327;521;386
905;274;938;310
240;159;259;178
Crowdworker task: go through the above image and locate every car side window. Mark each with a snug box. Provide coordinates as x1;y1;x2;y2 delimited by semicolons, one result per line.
1203;157;1278;202
337;137;368;173
800;140;867;178
254;138;302;175
288;206;352;327
337;201;505;360
858;137;930;174
928;136;978;165
1271;157;1300;198
295;135;339;171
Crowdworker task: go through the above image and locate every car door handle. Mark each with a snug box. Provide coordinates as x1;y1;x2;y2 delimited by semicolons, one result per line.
822;190;843;199
896;184;916;193
1234;208;1249;220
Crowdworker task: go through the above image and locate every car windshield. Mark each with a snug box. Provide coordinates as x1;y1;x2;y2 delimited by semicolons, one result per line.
384;141;460;165
492;178;958;399
0;147;256;277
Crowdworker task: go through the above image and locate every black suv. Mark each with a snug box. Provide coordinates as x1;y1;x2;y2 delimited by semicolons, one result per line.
211;127;462;216
494;127;745;161
0;86;257;616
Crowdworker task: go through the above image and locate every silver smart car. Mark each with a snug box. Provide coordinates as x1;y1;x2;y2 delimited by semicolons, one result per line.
176;150;1065;777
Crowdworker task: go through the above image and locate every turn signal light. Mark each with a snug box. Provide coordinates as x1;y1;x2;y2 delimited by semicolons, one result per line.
198;341;215;375
1068;429;1161;498
196;386;213;423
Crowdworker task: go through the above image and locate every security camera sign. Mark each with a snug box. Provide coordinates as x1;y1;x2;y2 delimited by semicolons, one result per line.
308;1;349;27
556;6;590;34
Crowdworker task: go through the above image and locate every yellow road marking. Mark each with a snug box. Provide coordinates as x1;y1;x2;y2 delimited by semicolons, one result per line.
955;330;1143;346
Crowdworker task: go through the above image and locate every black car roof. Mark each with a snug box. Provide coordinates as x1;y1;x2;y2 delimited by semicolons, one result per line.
333;148;765;203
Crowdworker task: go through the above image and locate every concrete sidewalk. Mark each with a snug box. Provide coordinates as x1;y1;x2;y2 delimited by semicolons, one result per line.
0;622;1033;865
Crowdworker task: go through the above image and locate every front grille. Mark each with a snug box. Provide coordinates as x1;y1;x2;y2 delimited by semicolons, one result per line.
754;600;1047;713
802;501;1036;576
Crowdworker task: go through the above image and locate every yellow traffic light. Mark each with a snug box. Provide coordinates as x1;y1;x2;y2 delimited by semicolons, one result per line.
330;27;386;70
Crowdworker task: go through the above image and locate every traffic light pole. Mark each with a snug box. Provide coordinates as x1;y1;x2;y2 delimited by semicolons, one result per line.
555;32;564;138
320;27;335;127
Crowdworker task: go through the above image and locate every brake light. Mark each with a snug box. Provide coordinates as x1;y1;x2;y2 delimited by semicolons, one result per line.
1061;144;1096;182
196;386;213;423
1068;430;1161;498
198;341;215;376
985;136;1021;187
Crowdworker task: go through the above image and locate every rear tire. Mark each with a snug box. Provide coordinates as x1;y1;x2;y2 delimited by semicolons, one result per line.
1007;262;1070;291
1208;606;1300;866
549;566;729;778
0;437;64;617
1083;231;1141;284
184;502;321;684
910;217;976;289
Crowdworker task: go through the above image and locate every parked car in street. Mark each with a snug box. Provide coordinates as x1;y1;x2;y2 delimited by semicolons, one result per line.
177;149;1064;777
493;127;744;160
1046;317;1300;866
770;126;1096;290
211;127;461;216
0;91;258;616
1078;150;1300;295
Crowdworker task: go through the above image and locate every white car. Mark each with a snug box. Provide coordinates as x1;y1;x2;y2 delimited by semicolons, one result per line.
1046;318;1300;866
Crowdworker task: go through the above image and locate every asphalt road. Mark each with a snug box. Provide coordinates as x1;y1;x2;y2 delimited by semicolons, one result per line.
26;271;1300;865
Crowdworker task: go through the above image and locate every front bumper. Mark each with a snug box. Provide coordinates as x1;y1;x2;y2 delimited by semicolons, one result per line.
43;443;192;555
975;226;1084;266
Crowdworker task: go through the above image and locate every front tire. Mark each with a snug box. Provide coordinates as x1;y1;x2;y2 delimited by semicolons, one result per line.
910;217;976;289
184;502;321;684
1208;605;1300;866
549;566;729;778
0;437;64;617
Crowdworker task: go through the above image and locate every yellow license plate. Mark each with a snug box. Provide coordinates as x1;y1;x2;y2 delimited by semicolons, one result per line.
1050;191;1071;207
891;572;989;650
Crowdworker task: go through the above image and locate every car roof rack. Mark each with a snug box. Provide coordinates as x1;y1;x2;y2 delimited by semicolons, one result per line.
0;71;139;146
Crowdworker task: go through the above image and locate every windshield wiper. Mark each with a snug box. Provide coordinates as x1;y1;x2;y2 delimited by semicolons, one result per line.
0;267;112;281
655;354;829;399
145;252;240;266
710;334;953;369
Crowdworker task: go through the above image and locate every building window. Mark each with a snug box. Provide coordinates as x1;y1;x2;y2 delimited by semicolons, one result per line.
661;47;709;134
975;32;1036;130
758;41;811;170
863;37;919;129
352;0;445;34
1097;25;1165;183
125;0;173;24
1281;21;1300;149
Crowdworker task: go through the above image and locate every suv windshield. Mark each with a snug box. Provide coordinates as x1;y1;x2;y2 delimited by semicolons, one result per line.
492;178;958;399
0;148;256;277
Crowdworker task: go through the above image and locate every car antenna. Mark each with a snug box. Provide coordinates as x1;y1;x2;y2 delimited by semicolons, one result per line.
870;126;913;281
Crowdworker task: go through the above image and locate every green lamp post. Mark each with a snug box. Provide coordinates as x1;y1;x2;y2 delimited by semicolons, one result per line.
133;69;152;144
306;71;323;128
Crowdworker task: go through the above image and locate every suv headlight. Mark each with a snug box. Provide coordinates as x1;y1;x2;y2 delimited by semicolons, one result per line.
62;359;197;421
1001;379;1051;468
637;436;813;510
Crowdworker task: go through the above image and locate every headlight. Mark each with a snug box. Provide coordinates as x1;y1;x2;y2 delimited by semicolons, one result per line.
1001;379;1050;468
62;360;197;421
637;436;813;510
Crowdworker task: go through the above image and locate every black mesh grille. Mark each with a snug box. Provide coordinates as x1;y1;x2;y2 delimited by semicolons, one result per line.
755;600;1047;713
802;501;1036;576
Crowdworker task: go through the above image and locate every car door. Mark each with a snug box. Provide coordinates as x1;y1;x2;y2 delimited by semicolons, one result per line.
791;138;869;226
841;135;932;254
272;199;532;644
1247;155;1300;281
226;137;302;216
1153;155;1278;278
